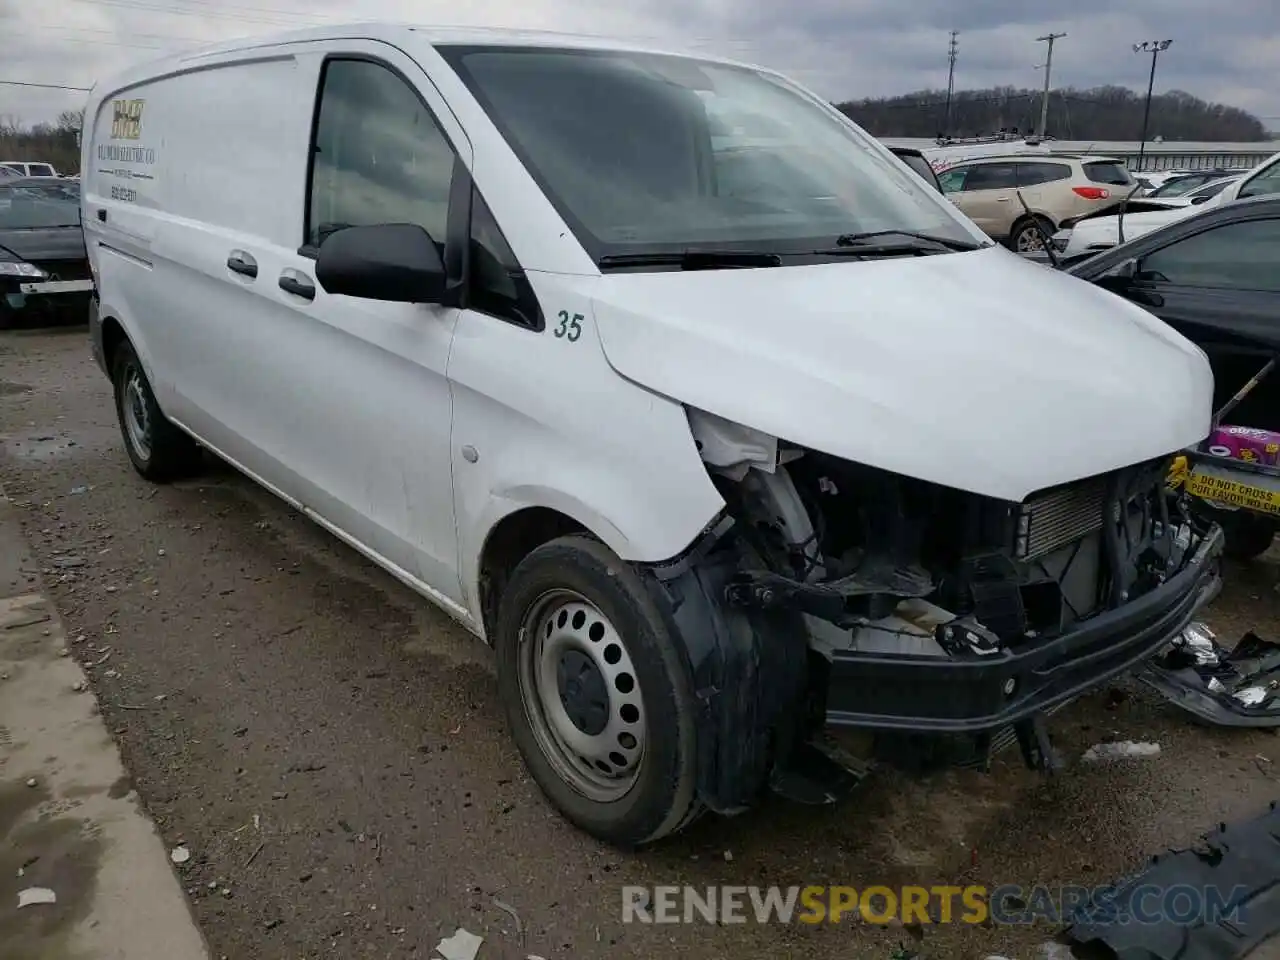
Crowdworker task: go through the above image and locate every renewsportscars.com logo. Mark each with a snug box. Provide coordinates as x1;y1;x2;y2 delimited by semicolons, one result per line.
621;884;1250;926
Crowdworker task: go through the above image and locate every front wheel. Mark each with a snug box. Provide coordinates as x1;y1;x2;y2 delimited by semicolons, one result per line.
495;535;703;847
111;340;202;482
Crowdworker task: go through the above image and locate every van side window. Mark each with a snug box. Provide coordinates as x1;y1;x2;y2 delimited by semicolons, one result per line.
306;58;456;250
468;186;543;330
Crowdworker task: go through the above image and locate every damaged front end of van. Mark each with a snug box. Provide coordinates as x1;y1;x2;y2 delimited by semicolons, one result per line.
636;408;1223;816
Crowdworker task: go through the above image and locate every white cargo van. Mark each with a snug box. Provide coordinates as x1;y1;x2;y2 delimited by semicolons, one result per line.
81;23;1223;846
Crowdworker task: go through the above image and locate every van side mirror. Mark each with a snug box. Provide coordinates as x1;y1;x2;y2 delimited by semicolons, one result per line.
1104;258;1137;281
315;223;446;303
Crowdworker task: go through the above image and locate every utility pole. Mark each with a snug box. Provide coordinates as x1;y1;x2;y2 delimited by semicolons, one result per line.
1132;40;1172;173
943;30;958;139
1035;32;1066;139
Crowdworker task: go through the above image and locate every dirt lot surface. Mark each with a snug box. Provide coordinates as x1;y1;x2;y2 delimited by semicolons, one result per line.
3;324;1280;960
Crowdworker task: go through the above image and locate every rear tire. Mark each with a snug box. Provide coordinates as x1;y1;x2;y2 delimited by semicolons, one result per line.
1010;216;1054;253
111;339;202;482
495;534;703;847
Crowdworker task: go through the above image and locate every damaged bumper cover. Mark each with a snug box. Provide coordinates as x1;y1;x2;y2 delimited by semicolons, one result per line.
821;521;1224;733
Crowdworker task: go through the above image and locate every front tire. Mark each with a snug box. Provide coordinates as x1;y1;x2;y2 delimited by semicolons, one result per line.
1223;512;1278;560
111;340;202;482
495;535;702;847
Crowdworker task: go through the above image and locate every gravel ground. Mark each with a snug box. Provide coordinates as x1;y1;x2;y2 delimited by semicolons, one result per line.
3;323;1280;960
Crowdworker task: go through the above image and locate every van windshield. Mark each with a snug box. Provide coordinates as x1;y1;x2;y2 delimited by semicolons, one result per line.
437;45;986;263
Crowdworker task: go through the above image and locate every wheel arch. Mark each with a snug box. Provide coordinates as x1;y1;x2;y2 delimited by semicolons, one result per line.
97;309;161;391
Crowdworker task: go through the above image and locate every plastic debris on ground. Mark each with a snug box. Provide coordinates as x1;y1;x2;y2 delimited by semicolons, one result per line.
170;845;190;864
1140;622;1280;727
17;887;57;908
1065;798;1280;959
434;927;484;960
1082;740;1162;762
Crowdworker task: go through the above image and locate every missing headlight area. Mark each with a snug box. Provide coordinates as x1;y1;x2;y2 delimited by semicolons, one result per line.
680;407;1222;788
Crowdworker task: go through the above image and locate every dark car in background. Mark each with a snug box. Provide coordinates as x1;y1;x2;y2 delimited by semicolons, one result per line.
1067;194;1280;553
0;177;93;329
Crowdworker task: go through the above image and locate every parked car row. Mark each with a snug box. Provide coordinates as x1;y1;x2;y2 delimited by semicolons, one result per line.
0;176;92;329
67;23;1241;848
934;153;1135;252
1049;151;1280;263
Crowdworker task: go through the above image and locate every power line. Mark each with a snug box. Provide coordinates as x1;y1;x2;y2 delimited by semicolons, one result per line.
0;79;92;92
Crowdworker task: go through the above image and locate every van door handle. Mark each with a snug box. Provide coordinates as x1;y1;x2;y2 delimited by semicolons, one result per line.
96;209;107;222
226;251;257;279
996;196;1011;202
278;271;315;301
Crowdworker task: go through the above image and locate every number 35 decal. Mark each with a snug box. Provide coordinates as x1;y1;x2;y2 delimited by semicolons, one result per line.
554;310;583;342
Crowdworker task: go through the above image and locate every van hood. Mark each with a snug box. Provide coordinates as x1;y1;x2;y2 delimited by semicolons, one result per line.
590;245;1212;503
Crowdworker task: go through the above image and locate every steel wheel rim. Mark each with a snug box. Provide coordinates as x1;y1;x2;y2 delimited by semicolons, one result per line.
517;588;646;802
122;365;152;461
1016;226;1046;252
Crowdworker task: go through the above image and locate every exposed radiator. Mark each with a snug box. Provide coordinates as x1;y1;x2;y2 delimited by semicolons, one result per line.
1014;474;1109;561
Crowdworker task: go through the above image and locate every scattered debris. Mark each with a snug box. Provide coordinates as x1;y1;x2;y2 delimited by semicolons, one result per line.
170;846;191;865
434;927;484;960
90;648;112;666
723;850;734;862
50;555;85;568
25;777;36;788
69;485;88;495
1066;800;1280;957
492;897;524;945
1082;741;1161;762
17;887;57;908
70;680;86;693
289;762;327;774
244;841;266;868
1141;626;1280;727
264;918;282;930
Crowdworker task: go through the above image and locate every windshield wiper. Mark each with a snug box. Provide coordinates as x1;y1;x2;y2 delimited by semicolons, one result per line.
815;230;986;257
598;250;783;271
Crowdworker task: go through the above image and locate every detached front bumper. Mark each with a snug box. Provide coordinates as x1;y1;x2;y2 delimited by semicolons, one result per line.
823;522;1224;733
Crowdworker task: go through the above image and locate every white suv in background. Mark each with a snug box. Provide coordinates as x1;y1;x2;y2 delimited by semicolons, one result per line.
0;161;60;178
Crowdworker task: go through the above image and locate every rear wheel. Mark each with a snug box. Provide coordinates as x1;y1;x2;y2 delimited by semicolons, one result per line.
495;535;702;847
1010;216;1054;253
111;340;202;482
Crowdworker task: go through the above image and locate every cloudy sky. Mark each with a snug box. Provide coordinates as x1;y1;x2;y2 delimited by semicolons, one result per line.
2;0;1278;130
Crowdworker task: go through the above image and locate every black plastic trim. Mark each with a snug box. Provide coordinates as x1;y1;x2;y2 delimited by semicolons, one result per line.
823;523;1224;732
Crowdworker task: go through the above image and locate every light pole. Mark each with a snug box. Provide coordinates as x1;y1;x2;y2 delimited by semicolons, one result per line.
1035;32;1066;139
1132;40;1172;173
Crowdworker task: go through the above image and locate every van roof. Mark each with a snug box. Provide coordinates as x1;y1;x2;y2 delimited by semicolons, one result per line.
88;22;764;96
